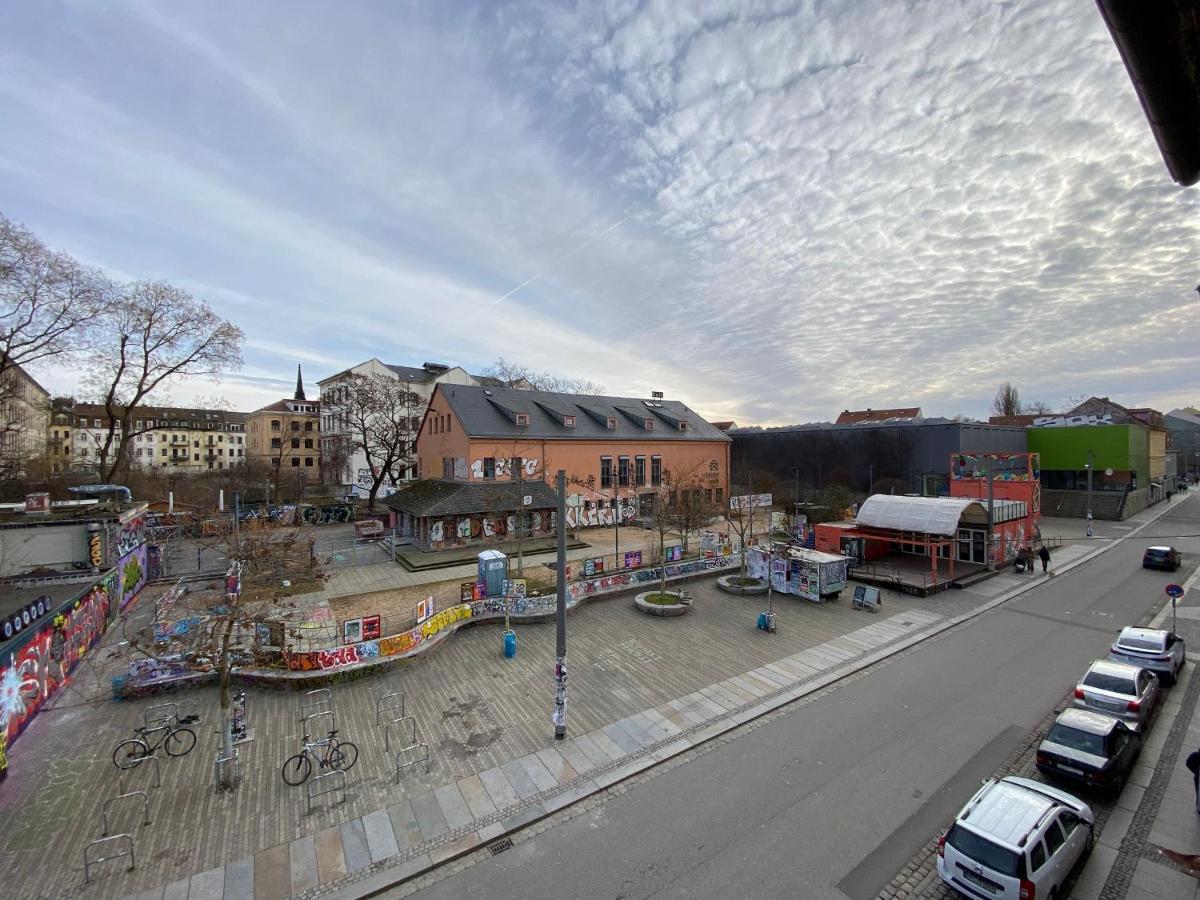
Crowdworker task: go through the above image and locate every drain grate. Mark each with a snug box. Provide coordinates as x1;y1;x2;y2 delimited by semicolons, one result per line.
488;838;514;856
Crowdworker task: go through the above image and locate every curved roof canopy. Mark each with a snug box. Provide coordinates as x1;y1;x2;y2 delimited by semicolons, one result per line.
855;495;979;537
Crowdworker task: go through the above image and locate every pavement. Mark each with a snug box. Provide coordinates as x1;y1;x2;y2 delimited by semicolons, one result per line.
0;499;1186;898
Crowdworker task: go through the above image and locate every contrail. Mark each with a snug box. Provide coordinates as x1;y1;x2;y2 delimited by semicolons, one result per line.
491;212;632;307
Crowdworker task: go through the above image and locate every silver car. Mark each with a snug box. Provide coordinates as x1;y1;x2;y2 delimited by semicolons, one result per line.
1107;627;1186;685
1073;660;1160;730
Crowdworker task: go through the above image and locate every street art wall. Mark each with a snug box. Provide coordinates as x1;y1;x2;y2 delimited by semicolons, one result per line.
564;494;639;529
0;572;115;781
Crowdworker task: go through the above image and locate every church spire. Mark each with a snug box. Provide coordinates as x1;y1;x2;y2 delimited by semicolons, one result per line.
293;364;307;401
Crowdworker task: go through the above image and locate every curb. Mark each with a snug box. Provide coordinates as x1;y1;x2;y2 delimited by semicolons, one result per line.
320;498;1192;899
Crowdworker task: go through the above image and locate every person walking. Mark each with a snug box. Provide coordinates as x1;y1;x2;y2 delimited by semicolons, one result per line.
1039;545;1051;574
1186;747;1200;814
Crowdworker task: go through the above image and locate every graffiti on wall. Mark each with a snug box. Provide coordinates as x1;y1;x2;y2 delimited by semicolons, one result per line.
0;575;114;779
283;603;474;671
470;457;540;480
430;520;444;542
117;542;148;610
115;513;146;557
564;496;639;529
951;452;1039;482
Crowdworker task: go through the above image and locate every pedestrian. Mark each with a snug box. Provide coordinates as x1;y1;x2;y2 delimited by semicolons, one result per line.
1039;545;1051;574
1186;747;1200;814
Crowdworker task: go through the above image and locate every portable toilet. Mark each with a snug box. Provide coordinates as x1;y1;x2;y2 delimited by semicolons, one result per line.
477;549;509;598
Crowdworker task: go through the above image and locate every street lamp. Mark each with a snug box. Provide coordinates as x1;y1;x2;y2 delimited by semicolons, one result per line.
1085;449;1094;538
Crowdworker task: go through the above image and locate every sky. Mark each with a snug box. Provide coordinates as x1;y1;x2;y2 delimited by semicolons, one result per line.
1;0;1197;426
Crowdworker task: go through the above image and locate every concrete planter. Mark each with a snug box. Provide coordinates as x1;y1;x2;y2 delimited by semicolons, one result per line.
634;590;691;617
716;574;768;595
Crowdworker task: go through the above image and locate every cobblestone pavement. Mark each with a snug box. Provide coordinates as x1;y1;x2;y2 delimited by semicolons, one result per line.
876;573;1200;900
0;542;1099;899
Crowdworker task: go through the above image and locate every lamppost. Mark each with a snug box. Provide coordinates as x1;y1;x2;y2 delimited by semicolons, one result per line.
553;470;568;741
1085;449;1094;538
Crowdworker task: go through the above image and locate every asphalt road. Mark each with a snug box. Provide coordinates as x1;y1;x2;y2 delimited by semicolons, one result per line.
398;498;1200;900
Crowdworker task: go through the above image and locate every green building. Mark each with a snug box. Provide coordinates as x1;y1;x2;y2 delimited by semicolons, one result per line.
1027;424;1152;518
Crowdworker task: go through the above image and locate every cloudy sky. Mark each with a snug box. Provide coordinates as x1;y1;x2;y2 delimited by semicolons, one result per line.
2;0;1197;425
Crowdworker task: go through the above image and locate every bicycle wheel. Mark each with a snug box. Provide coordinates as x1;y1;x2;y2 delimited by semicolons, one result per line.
281;752;312;786
113;739;150;769
165;727;197;757
330;740;358;772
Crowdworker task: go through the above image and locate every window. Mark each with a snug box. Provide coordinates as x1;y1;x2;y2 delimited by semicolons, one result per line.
651;456;662;486
606;416;616;429
291;438;300;449
135;420;143;429
601;456;613;489
511;457;522;479
618;456;630;487
483;457;496;479
93;418;101;428
644;418;653;430
52;429;58;439
194;440;199;448
1030;840;1047;872
305;457;313;466
218;435;223;442
1043;821;1065;856
271;420;280;431
564;415;576;428
515;412;529;426
271;438;281;449
305;421;313;431
304;439;313;449
705;488;713;503
716;487;724;506
291;458;300;467
678;420;688;431
160;448;167;457
194;454;199;461
635;456;646;486
291;421;300;431
218;448;224;456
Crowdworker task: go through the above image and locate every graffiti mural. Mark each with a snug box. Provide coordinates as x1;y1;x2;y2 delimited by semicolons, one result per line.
116;542;148;611
430;520;444;542
0;575;113;780
283;604;475;672
115;512;146;557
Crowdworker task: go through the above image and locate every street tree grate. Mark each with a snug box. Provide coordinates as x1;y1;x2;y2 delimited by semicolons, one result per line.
488;839;514;856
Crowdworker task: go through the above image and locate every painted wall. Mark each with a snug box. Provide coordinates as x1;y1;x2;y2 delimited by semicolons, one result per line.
1027;424;1149;475
0;572;115;780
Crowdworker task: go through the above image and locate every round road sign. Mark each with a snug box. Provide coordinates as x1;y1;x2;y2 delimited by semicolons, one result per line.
1165;583;1185;598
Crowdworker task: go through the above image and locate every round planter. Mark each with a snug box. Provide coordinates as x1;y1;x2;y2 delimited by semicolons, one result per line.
717;574;768;595
634;590;691;617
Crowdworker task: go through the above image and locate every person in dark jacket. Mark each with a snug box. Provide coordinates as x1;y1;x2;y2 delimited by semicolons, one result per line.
1187;748;1200;814
1038;545;1051;574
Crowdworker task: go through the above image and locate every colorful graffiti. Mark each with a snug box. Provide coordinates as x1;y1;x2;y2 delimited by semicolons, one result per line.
470;457;540;480
951;452;1040;482
283;603;474;672
115;512;146;557
564;497;639;529
0;575;113;779
117;542;148;610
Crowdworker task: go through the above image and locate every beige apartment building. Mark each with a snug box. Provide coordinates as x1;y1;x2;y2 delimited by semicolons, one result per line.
0;361;50;473
245;367;320;478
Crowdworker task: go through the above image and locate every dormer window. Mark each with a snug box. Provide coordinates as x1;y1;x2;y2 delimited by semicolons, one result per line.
515;413;530;426
606;417;617;429
563;415;576;428
644;418;653;431
678;421;688;431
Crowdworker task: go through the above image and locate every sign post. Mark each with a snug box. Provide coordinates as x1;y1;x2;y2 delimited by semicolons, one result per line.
1165;583;1185;637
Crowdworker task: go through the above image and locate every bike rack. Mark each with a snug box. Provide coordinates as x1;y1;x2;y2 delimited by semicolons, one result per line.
393;742;431;783
301;709;336;737
384;714;418;753
83;833;135;883
299;688;333;722
143;702;179;730
374;689;405;725
117;755;161;792
212;747;240;793
102;791;150;836
306;769;347;814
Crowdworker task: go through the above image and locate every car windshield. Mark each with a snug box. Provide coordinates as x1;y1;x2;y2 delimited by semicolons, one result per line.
1145;549;1170;558
946;824;1020;877
1118;635;1163;652
1047;724;1107;756
1082;670;1135;695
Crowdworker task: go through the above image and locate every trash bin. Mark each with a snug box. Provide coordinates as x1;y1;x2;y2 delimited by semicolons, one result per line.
503;629;517;659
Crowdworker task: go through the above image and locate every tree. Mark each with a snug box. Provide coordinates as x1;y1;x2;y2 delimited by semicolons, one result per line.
991;382;1022;417
337;373;425;509
646;463;715;595
726;474;760;584
481;357;605;395
1024;400;1054;415
126;522;326;787
85;282;243;481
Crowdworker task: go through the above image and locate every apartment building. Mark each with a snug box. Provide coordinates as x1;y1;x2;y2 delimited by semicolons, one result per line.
0;361;49;472
245;367;320;476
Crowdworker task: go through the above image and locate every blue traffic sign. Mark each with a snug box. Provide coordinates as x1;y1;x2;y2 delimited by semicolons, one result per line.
1165;583;1185;598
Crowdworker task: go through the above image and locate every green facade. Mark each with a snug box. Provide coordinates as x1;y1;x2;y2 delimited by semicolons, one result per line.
1027;425;1149;475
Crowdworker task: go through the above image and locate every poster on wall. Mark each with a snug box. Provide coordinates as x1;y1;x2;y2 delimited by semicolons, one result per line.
417;596;435;624
623;550;643;569
508;578;527;599
362;614;381;641
460;581;475;603
343;618;363;644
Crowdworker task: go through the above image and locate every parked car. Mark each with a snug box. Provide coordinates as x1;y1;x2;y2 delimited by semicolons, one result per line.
937;776;1094;900
1142;545;1181;571
1107;626;1186;685
1073;660;1160;730
1036;708;1142;794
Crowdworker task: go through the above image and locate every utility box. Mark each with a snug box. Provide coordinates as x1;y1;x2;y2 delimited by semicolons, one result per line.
477;549;508;598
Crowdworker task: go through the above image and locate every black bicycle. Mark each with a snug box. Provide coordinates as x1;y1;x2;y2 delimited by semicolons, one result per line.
281;729;358;786
112;714;200;768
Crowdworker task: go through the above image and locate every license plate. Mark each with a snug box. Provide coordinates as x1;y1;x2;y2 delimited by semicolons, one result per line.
961;869;998;893
1059;764;1084;775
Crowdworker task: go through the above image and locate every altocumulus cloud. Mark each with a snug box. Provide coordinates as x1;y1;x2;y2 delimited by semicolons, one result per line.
0;0;1196;421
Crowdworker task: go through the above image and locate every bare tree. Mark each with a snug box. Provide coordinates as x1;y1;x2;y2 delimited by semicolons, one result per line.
991;382;1023;417
338;373;425;509
726;475;759;584
481;357;604;395
1024;399;1054;415
85;282;243;481
646;464;715;595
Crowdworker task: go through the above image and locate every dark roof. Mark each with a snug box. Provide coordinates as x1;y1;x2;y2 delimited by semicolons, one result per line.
1097;1;1200;186
435;385;730;443
250;399;320;414
59;401;247;425
835;407;922;425
385;479;559;517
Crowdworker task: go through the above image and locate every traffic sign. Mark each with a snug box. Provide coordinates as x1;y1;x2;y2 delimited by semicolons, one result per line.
1165;583;1185;598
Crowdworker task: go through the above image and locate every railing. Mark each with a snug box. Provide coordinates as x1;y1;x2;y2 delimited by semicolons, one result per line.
300;688;333;722
306;770;347;814
301;709;336;737
102;791;150;836
384;714;418;753
117;755;161;793
373;689;405;725
83;834;135;883
394;742;431;783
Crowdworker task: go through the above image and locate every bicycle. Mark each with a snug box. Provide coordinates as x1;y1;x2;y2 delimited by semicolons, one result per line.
112;713;200;768
281;729;358;786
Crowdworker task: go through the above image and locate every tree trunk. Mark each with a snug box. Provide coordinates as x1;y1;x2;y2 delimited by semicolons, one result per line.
367;481;379;511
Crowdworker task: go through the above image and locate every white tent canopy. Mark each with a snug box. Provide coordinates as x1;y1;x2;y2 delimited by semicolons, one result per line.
855;495;980;537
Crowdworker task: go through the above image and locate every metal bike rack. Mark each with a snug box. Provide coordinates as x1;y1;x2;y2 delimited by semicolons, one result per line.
143;702;179;729
384;714;418;753
306;769;347;814
301;709;336;737
374;689;405;725
393;742;431;783
212;747;240;793
102;791;150;836
117;754;161;792
83;833;135;883
299;688;333;721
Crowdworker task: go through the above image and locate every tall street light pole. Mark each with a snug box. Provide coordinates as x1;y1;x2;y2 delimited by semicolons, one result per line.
553;469;568;741
1086;449;1094;537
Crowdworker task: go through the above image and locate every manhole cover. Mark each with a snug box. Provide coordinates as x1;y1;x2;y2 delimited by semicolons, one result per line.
489;838;514;856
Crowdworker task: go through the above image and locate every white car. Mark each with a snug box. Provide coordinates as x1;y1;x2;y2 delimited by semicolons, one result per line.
1107;626;1186;686
938;776;1094;900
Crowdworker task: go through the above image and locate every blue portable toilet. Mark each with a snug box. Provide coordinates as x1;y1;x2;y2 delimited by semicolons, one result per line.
503;629;517;658
477;549;509;598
